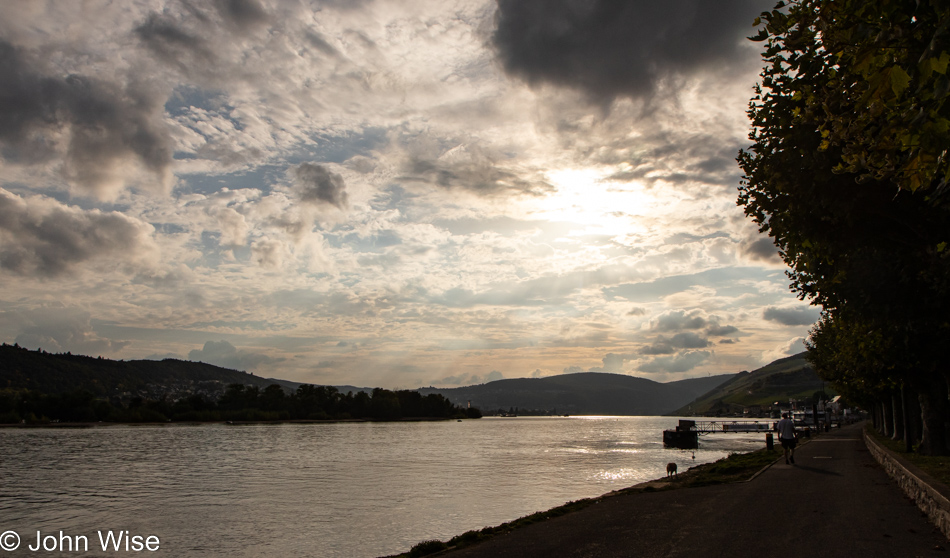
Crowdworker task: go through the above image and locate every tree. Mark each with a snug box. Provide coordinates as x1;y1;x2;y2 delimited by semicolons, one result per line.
803;1;950;195
739;0;950;454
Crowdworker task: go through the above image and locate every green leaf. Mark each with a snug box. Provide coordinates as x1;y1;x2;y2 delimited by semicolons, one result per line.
933;52;950;75
889;66;911;96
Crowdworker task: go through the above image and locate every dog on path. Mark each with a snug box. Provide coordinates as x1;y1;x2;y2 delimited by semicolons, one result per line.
666;462;678;478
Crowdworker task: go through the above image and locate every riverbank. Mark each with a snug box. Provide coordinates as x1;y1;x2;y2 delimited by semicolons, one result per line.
389;422;948;558
386;443;785;558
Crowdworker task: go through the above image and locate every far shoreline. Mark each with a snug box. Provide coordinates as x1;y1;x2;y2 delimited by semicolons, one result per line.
0;416;478;428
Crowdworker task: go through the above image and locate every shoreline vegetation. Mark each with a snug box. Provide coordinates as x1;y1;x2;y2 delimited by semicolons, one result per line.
0;384;482;425
385;444;783;558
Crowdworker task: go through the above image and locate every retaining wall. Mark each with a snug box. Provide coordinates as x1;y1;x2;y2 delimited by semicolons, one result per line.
864;429;950;540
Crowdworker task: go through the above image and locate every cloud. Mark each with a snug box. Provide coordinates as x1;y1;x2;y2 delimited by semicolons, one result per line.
763;306;820;327
492;0;765;103
639;332;709;355
780;337;807;355
6;306;129;355
706;324;739;336
294;163;349;208
669;332;709;349
589;353;640;373
639;341;674;355
740;235;782;263
214;0;269;32
399;142;552;196
762;337;807;364
0;189;157;277
563;365;585;374
188;340;280;372
651;309;708;332
439;370;504;386
601;353;626;373
638;350;712;374
0;41;173;197
134;12;217;76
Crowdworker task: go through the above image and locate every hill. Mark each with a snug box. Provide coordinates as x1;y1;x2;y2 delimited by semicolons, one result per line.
420;372;735;416
0;344;371;402
669;352;830;416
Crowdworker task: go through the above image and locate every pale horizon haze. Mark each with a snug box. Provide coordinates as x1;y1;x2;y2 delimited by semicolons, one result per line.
0;0;817;389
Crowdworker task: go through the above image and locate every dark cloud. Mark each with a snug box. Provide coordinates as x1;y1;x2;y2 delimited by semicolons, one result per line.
188;340;280;371
214;0;269;31
741;235;783;263
134;2;269;84
652;309;707;332
294;163;349;208
493;0;766;103
669;332;709;349
0;189;155;277
305;31;339;57
401;153;552;196
639;340;674;355
706;324;739;336
0;41;172;195
134;12;216;75
763;306;820;327
638;350;711;374
640;332;708;355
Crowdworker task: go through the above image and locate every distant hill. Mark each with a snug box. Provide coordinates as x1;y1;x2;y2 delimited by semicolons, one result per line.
0;344;371;401
669;352;831;416
420;372;735;416
2;343;819;417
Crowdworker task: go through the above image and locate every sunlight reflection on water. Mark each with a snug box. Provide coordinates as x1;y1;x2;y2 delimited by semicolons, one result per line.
0;417;767;557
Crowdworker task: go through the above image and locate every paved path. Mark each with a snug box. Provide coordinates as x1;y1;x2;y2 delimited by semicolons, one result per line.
444;423;948;557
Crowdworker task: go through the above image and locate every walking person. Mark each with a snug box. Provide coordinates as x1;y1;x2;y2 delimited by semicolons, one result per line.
776;412;797;464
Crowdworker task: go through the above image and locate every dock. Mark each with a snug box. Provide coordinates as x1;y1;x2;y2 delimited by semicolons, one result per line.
662;419;773;449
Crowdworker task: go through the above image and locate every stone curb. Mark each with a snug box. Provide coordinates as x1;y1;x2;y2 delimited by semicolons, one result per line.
863;428;950;541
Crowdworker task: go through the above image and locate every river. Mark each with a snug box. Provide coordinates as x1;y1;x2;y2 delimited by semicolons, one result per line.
0;417;769;557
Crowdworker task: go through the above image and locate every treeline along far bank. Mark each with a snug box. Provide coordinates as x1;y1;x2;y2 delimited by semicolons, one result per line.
0;343;482;423
0;383;483;424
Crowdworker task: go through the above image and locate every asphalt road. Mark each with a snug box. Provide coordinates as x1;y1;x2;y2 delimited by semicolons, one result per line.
443;423;948;558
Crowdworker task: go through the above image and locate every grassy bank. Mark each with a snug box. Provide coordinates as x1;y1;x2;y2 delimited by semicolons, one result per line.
386;445;782;558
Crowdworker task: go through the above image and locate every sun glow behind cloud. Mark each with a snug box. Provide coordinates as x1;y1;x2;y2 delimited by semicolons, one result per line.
531;168;655;237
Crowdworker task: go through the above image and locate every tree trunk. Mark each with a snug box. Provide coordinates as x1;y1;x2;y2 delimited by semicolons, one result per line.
918;384;950;456
902;384;916;452
892;393;904;441
882;400;893;437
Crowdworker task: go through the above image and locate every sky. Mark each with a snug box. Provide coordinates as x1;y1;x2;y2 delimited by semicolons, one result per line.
0;0;818;389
